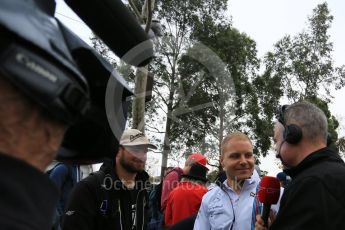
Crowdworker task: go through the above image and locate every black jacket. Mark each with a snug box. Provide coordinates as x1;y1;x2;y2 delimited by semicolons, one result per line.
270;147;345;230
62;159;150;230
0;154;59;230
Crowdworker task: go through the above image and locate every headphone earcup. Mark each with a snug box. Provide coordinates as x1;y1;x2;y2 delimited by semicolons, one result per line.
284;124;302;144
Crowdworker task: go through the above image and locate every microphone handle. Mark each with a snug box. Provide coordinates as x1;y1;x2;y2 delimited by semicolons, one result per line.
262;204;271;227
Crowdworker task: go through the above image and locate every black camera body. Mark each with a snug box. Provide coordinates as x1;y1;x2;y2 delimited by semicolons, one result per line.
0;0;90;124
56;23;133;163
0;0;152;163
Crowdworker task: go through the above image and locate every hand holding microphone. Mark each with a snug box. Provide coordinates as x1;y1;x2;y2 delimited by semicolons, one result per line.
257;176;281;227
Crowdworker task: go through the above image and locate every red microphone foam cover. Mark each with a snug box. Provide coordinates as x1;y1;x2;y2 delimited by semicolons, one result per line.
258;176;281;205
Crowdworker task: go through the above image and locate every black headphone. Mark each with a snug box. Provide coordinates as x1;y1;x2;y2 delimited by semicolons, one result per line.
277;105;303;144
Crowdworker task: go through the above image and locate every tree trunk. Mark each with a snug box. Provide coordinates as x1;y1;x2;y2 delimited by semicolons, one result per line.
160;70;176;178
218;91;225;171
130;0;155;132
161;114;172;179
132;67;148;132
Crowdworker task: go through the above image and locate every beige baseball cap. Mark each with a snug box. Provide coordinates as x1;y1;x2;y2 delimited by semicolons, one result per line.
120;129;157;149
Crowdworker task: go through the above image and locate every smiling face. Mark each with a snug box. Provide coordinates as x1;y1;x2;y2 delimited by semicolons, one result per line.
117;145;148;173
221;137;255;182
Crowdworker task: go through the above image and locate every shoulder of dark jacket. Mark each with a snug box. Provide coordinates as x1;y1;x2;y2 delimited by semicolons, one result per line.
284;147;344;178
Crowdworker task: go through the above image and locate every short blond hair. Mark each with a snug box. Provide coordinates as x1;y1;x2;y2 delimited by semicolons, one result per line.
221;132;252;155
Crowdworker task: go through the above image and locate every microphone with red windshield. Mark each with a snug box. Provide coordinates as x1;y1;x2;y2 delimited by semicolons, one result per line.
258;176;281;227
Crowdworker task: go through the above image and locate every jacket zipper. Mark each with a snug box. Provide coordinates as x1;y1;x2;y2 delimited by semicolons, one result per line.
118;200;123;230
141;194;146;230
135;189;147;230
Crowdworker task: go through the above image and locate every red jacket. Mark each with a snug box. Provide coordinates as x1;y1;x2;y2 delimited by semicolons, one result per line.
164;181;208;227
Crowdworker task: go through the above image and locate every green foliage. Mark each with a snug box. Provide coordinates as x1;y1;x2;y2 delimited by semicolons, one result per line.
148;0;230;166
250;70;283;157
261;3;345;155
182;24;265;159
151;0;281;166
90;1;345;167
157;0;228;28
264;3;345;102
206;170;219;182
337;137;345;157
260;170;268;177
90;33;117;67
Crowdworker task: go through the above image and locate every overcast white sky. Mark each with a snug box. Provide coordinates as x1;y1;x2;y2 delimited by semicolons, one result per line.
56;0;345;176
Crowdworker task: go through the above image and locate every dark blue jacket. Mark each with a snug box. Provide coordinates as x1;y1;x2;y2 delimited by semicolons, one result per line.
49;163;78;216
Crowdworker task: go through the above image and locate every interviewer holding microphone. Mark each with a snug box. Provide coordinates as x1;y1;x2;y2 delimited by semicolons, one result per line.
256;102;345;230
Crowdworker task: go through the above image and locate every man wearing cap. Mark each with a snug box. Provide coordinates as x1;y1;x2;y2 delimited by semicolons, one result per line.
160;152;208;212
63;129;157;230
164;163;209;228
